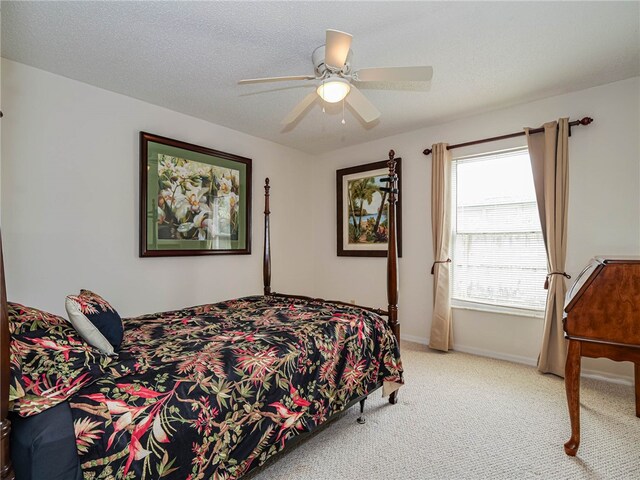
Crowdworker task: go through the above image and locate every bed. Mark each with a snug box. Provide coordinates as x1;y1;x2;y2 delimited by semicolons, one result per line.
0;151;403;480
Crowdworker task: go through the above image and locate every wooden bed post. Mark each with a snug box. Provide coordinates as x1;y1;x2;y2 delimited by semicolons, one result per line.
386;151;400;405
263;178;271;296
0;232;15;480
262;158;400;404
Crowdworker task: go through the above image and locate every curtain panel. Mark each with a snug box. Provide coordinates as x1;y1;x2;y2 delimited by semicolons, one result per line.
429;143;453;352
525;118;570;377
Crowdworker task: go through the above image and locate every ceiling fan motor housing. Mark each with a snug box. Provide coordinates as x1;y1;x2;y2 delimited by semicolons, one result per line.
312;45;353;77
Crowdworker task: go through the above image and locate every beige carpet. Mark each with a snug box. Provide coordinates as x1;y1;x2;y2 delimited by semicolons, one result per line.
252;341;639;480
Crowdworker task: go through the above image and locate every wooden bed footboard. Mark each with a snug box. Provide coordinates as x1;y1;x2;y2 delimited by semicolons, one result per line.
262;150;401;404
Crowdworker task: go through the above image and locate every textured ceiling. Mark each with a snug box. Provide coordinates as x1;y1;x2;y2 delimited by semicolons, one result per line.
2;1;639;154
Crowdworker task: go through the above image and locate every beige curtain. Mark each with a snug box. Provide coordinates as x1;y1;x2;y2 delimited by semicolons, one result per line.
525;118;570;377
429;143;453;352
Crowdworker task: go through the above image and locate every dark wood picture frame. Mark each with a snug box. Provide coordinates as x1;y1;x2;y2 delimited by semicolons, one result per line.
140;132;252;257
337;158;402;257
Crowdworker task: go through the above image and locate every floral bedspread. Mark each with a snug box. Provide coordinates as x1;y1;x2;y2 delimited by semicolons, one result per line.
69;295;403;480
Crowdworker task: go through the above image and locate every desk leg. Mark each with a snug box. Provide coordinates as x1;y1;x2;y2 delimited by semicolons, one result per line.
635;363;639;418
564;340;581;456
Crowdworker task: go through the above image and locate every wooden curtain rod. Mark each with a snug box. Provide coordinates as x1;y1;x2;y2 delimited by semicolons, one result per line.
422;117;594;156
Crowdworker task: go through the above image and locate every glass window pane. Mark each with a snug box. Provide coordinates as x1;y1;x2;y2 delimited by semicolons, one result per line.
451;148;547;312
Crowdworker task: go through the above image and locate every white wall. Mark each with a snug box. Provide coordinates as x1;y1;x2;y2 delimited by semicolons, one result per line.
311;77;640;381
1;59;314;317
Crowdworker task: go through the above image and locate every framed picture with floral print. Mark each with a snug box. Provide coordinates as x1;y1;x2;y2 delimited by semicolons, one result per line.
336;158;402;257
140;132;251;257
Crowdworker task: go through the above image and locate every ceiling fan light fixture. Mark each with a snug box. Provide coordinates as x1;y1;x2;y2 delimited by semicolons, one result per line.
317;77;351;103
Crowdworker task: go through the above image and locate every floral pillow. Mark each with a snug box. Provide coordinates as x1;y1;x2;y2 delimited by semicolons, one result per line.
9;301;71;336
65;290;123;355
9;302;112;417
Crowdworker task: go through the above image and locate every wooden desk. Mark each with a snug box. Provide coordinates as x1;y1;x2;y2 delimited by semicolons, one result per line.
563;257;640;456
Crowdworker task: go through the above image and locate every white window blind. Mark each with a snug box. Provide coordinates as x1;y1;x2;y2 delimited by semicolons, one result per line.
451;148;548;314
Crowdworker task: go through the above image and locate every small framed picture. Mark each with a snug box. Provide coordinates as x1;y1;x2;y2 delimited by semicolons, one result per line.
336;158;402;257
140;132;251;257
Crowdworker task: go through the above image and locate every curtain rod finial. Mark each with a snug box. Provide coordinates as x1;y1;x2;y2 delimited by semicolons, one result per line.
579;117;593;126
423;148;432;156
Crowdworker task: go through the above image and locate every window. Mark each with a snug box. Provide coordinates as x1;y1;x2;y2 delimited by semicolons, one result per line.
451;148;547;315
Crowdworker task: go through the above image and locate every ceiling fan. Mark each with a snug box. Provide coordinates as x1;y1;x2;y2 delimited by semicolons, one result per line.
238;29;433;126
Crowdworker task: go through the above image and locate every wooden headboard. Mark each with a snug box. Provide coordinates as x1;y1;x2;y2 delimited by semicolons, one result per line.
1;231;14;479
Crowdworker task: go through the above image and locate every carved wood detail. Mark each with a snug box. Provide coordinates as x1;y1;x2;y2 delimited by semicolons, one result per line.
563;257;640;456
0;232;15;479
386;150;400;405
263;178;271;295
563;340;581;456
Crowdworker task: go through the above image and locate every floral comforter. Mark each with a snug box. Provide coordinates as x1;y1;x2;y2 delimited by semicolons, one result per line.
69;295;403;479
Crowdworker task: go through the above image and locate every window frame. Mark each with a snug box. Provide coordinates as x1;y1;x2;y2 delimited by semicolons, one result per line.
450;147;547;318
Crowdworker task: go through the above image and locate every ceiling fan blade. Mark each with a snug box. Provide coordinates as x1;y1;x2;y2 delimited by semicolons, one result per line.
281;92;318;126
355;66;433;83
238;75;316;85
345;86;381;124
325;29;352;69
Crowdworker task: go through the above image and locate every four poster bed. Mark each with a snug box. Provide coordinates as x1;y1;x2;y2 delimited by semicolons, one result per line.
0;151;402;480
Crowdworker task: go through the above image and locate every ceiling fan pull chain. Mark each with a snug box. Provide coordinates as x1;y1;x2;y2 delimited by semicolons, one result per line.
341;98;346;125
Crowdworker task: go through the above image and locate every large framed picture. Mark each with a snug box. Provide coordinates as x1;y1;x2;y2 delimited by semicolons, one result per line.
337;158;402;257
140;132;251;257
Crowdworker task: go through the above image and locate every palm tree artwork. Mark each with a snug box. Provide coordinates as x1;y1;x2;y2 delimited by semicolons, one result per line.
347;175;389;244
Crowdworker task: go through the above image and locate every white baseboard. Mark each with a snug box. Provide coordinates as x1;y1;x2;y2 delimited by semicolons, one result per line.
401;333;430;346
581;370;633;386
400;333;634;386
453;343;538;367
